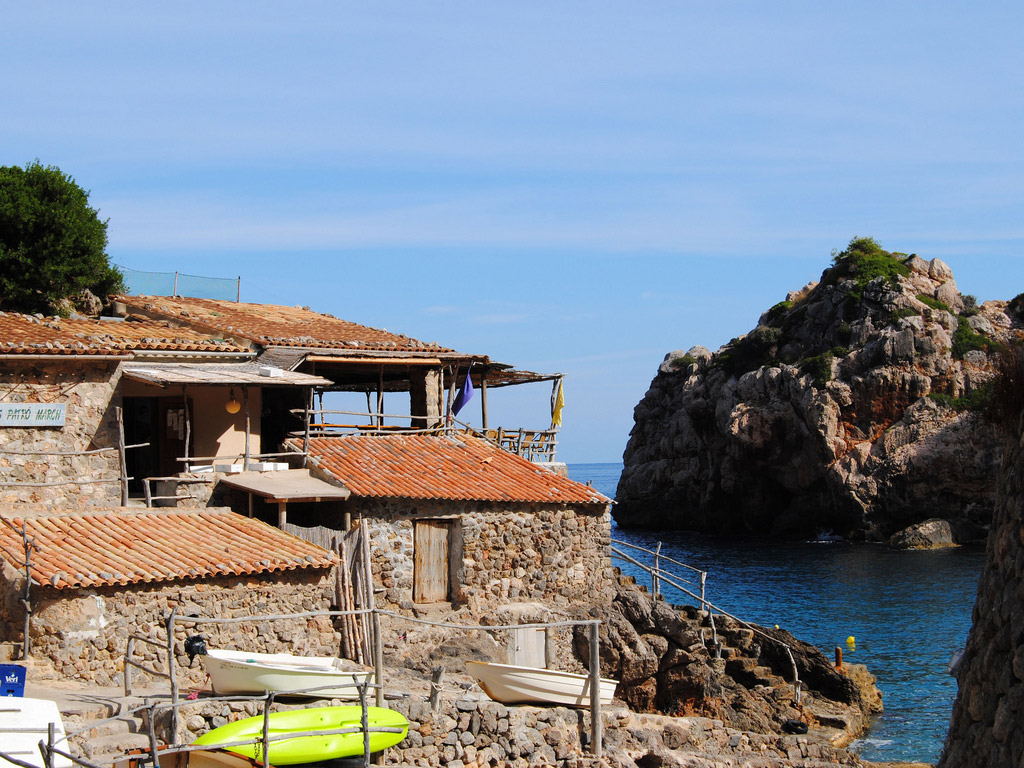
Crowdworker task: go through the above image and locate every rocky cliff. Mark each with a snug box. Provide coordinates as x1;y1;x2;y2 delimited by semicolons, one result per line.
940;355;1024;768
616;239;1022;542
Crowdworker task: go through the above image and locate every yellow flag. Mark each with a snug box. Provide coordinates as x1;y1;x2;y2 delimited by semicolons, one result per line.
551;379;565;427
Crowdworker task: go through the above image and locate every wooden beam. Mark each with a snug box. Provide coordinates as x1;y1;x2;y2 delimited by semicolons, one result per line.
243;385;251;469
480;371;489;430
277;499;287;528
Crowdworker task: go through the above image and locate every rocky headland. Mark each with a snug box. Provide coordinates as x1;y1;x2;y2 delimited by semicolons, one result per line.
616;239;1023;545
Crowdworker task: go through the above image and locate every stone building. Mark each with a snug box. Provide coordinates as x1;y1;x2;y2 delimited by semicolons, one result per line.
0;506;338;686
0;295;608;675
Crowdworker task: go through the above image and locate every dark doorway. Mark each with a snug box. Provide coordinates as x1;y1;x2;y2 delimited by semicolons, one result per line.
123;396;193;495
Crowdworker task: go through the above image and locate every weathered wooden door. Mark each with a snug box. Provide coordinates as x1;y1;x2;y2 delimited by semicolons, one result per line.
510;627;547;668
413;520;451;603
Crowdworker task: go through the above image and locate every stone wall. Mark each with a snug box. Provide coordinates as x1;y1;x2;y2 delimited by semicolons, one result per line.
940;411;1024;767
0;568;340;687
155;696;863;768
355;498;615;613
0;360;123;507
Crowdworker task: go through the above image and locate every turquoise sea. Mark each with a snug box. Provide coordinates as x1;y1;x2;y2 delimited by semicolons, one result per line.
568;462;983;765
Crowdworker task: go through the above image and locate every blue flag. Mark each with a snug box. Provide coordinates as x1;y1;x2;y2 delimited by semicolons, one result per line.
452;367;474;416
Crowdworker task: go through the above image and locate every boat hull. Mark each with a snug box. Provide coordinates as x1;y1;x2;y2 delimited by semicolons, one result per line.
191;705;409;765
202;650;373;699
0;697;72;768
466;661;617;708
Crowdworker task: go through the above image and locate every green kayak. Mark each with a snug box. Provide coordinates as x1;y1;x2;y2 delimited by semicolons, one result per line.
191;705;409;764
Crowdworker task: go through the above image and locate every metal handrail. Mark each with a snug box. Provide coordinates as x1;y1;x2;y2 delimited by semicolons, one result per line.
609;539;801;702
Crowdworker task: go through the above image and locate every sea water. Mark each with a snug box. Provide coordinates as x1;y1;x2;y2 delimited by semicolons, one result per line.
568;462;984;764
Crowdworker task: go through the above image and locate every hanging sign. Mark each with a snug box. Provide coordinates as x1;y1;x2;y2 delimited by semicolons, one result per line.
0;403;67;427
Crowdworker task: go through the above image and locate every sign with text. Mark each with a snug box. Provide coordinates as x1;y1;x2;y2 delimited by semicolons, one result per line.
0;403;67;427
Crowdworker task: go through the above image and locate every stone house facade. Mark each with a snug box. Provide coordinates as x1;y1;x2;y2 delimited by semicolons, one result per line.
0;507;339;686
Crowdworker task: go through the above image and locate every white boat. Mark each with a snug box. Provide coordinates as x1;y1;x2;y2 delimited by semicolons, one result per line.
201;649;373;699
466;660;617;708
0;697;73;768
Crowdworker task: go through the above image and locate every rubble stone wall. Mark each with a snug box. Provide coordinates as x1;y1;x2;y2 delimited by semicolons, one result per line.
0;568;339;687
940;411;1024;768
356;498;615;612
161;697;861;768
0;360;122;507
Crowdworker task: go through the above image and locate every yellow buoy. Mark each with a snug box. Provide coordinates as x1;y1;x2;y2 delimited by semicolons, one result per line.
774;625;779;630
846;636;856;647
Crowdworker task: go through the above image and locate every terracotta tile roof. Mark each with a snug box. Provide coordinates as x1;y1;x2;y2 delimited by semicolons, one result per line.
0;311;250;356
118;296;456;353
0;508;336;590
297;434;610;505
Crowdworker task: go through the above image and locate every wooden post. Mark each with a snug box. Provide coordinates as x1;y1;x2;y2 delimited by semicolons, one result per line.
377;367;385;428
835;647;843;668
278;500;287;528
372;609;384;708
20;527;33;658
589;621;602;757
700;571;707;615
116;405;129;505
446;366;458;428
429;666;445;712
143;479;152;508
248;492;254;518
124;636;134;696
166;606;179;740
480;370;488;430
262;691;273;768
359;520;384;707
182;386;191;469
46;722;56;768
302;388;313;466
243;385;251;469
236;275;241;303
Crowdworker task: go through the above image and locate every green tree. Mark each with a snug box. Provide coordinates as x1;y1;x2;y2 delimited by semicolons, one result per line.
0;161;123;314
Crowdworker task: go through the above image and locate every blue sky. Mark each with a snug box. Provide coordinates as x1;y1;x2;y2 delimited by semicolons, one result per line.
4;3;1023;462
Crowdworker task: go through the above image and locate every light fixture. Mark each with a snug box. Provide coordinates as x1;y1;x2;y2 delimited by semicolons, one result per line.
225;388;241;414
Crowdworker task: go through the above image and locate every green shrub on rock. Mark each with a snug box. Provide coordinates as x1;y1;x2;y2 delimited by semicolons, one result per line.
802;351;835;387
917;294;951;313
827;237;911;302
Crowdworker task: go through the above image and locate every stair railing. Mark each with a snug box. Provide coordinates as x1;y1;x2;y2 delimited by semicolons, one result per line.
609;538;800;703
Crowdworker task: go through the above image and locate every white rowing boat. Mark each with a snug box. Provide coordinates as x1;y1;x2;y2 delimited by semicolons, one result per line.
0;697;72;768
466;661;617;708
201;649;373;699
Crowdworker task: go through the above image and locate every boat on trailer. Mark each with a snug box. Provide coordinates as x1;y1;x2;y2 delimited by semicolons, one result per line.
200;649;373;698
191;705;409;765
466;660;617;708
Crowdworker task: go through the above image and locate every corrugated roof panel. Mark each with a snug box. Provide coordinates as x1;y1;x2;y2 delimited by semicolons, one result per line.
0;509;336;590
297;434;610;505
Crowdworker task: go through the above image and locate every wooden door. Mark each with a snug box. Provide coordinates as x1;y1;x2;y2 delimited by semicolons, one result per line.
413;520;451;603
510;627;547;668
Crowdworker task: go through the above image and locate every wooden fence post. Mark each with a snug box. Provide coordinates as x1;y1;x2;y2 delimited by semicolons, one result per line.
589;621;602;757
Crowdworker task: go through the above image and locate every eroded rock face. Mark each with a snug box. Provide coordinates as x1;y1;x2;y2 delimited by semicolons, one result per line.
570;575;881;745
616;251;1022;542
